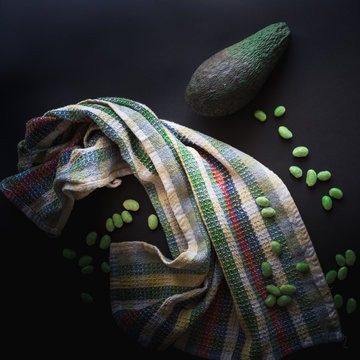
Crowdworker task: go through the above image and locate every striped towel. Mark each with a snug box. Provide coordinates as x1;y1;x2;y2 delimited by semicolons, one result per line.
0;98;342;359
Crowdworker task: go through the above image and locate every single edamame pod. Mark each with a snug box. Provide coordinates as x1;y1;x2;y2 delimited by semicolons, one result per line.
81;292;94;304
274;105;286;117
289;165;303;178
265;294;277;307
105;218;115;232
62;248;77;260
81;265;94;275
317;170;331;181
254;110;267;122
99;234;111;250
329;187;343;199
345;249;356;266
333;294;343;309
337;266;348;280
321;195;332;211
261;262;272;278
85;232;97;246
278;125;293;139
121;210;133;224
112;213;123;228
277;295;292;307
346;298;357;314
325;270;337;284
266;284;281;297
335;254;346;267
148;214;159;230
255;196;270;207
123;199;140;212
280;284;296;295
78;255;93;268
306;169;317;187
292;146;309;158
261;207;276;218
271;241;282;257
101;261;110;273
296;262;310;274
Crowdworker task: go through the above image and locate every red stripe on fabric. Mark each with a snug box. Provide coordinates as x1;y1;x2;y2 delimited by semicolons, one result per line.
208;161;292;356
196;279;227;358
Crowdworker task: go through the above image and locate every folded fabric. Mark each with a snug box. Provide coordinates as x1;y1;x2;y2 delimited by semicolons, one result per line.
0;97;343;359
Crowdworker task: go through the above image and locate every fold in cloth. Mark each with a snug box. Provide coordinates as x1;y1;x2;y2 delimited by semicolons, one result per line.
1;98;342;359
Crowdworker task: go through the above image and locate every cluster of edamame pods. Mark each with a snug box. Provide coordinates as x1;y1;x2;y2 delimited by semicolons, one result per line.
62;199;159;304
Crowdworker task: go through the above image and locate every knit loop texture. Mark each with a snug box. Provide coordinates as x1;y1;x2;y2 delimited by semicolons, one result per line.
0;98;342;359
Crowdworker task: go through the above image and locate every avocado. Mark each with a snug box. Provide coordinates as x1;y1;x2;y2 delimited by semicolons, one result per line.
185;22;291;117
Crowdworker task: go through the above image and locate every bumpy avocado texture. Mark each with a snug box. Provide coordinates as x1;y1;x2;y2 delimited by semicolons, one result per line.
185;22;291;117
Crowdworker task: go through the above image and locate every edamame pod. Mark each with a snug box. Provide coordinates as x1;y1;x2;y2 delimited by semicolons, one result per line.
333;294;343;309
335;254;346;267
266;284;281;297
277;295;292;307
345;249;356;266
99;234;111;250
112;213;123;228
261;207;276;218
337;266;348;280
105;218;115;232
265;294;277;307
322;195;332;211
280;284;296;295
261;262;272;278
296;262;310;274
346;298;357;314
271;241;282;257
325;270;337;284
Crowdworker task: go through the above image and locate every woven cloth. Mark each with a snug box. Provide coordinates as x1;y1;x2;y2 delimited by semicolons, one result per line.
1;98;342;359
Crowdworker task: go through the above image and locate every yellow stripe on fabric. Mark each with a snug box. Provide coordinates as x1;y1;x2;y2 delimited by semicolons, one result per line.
111;273;205;289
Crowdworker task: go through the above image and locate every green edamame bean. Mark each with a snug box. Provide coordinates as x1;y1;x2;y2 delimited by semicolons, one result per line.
278;126;293;139
266;284;281;297
81;265;94;275
329;187;343;199
296;262;310;274
101;261;110;273
85;232;97;246
337;266;348;280
265;294;277;307
322;195;332;211
326;270;337;284
255;196;270;207
345;249;356;266
335;254;346;267
81;292;94;304
277;295;292;307
306;169;317;187
121;210;133;224
333;294;343;309
105;218;115;232
271;241;282;257
261;262;272;278
289;165;303;178
148;214;159;230
62;248;77;260
254;110;267;122
112;213;123;228
78;255;93;267
123;199;140;211
280;284;296;295
346;298;357;314
261;207;276;218
317;170;331;181
99;234;111;250
292;146;309;158
274;105;286;117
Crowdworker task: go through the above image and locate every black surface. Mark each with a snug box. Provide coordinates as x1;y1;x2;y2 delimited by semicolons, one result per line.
1;0;360;359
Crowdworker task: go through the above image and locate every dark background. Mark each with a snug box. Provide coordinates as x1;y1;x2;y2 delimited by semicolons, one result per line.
1;0;359;359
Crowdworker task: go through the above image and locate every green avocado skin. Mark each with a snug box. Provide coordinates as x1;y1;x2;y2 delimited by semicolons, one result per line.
185;22;291;117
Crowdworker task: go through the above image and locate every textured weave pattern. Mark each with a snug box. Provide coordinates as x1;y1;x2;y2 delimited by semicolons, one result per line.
0;98;342;359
